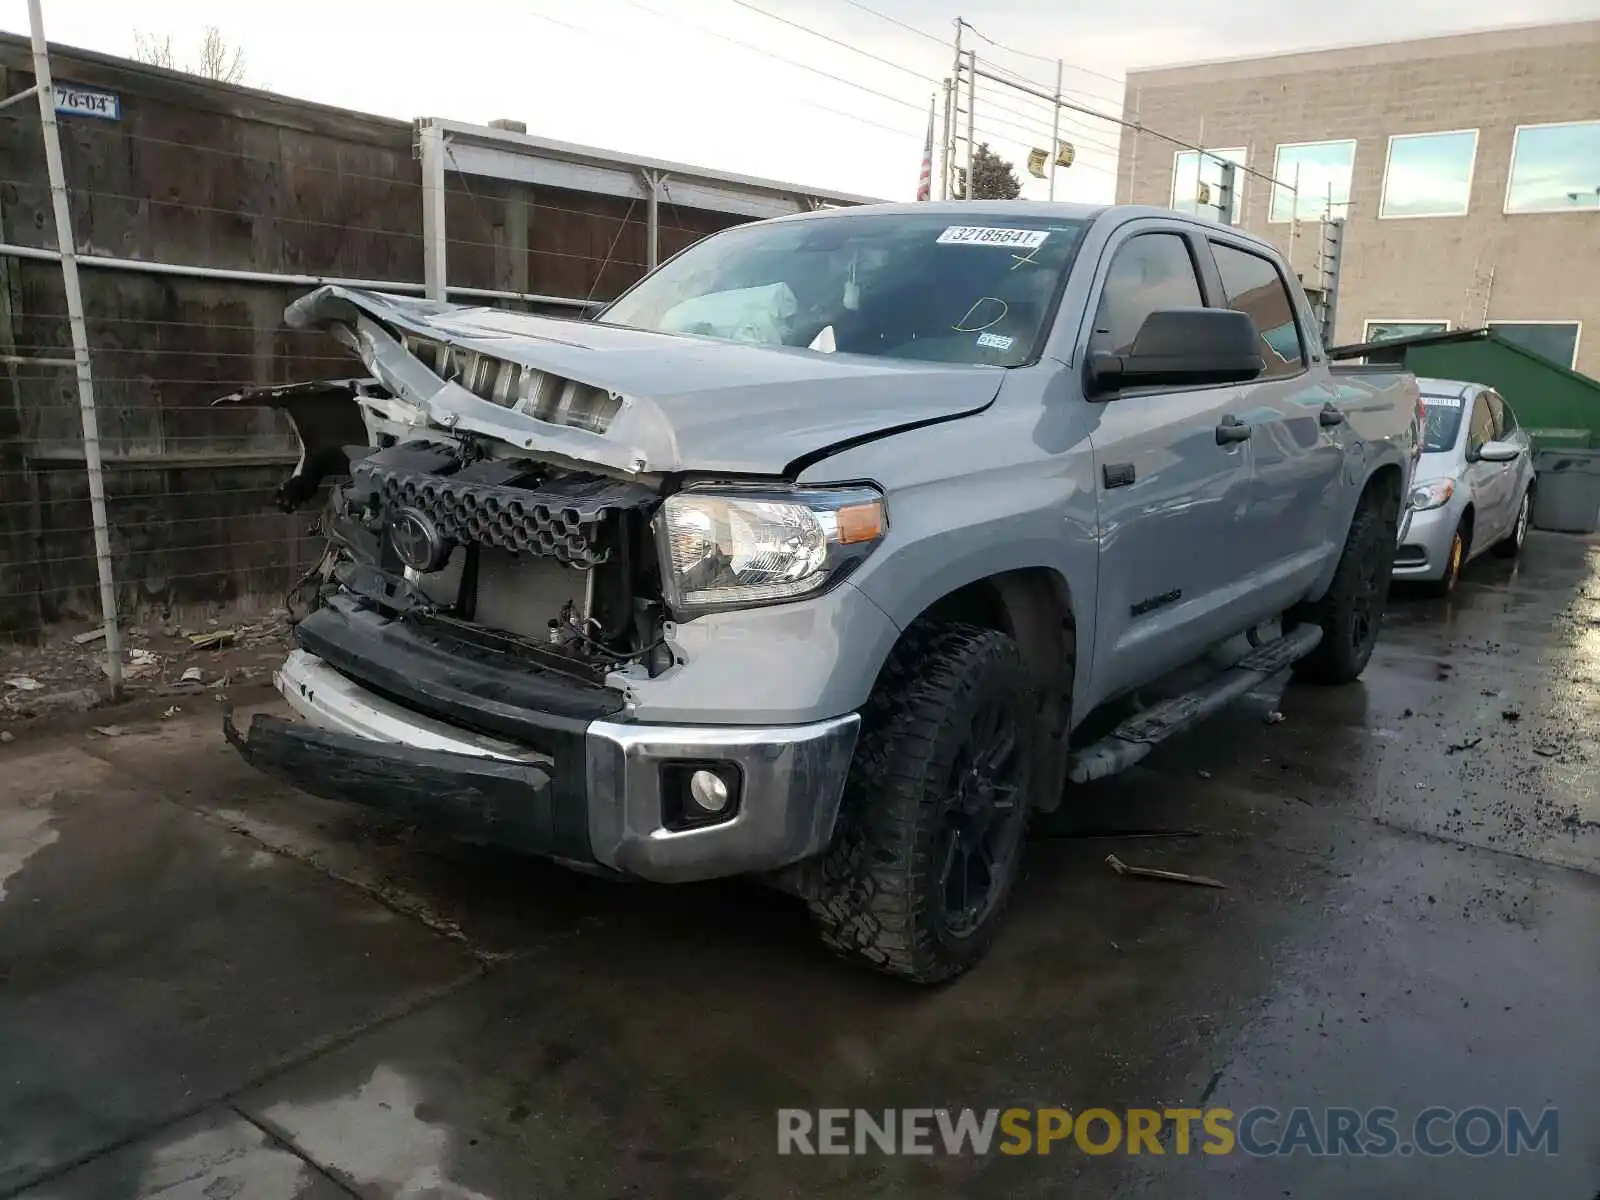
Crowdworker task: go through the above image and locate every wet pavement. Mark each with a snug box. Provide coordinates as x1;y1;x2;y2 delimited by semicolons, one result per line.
1;532;1597;1199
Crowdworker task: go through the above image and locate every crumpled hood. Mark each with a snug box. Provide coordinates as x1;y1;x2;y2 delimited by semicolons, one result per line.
286;286;1005;477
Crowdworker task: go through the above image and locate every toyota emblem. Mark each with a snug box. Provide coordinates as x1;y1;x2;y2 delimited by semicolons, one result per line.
389;506;449;573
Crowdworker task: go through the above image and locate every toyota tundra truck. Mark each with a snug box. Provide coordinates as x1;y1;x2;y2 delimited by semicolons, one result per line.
224;202;1420;983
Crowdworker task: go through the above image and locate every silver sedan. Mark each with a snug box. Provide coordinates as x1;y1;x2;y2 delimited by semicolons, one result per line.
1392;378;1537;595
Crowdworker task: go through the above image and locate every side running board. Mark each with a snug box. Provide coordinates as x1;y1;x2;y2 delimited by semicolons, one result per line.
1066;624;1323;784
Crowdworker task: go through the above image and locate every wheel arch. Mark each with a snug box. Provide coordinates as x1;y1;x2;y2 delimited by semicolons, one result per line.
884;566;1078;812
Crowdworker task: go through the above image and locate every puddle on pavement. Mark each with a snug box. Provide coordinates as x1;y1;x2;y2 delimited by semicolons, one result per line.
259;1065;493;1200
0;792;58;902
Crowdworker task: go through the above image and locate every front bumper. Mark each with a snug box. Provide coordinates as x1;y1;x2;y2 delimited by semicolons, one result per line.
228;649;859;883
1392;502;1457;580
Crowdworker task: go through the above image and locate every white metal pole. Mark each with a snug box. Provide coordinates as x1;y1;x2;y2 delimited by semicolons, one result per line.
418;120;448;300
1048;59;1062;202
643;171;661;270
27;0;122;692
965;50;976;200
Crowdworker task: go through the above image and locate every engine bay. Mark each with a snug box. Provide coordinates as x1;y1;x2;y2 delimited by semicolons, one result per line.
311;436;669;683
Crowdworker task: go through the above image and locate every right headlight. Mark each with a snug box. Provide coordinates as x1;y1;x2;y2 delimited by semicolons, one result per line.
1409;479;1455;511
655;485;887;617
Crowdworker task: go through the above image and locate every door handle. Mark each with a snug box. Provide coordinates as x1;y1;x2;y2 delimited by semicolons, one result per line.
1318;403;1346;427
1215;415;1252;444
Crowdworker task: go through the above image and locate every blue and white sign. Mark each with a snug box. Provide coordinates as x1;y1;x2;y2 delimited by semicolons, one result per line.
52;84;120;120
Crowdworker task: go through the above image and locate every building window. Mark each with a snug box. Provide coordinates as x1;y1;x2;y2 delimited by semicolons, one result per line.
1380;130;1478;218
1270;140;1356;223
1505;121;1600;213
1364;319;1450;343
1488;321;1582;369
1171;148;1247;222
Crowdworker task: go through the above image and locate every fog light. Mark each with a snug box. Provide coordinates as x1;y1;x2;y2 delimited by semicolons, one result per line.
688;769;730;814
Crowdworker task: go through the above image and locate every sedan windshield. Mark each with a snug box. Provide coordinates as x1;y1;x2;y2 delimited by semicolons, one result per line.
597;212;1090;367
1421;394;1466;453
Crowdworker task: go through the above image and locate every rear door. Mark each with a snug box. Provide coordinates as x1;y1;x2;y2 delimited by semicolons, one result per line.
1080;223;1257;700
1202;237;1347;606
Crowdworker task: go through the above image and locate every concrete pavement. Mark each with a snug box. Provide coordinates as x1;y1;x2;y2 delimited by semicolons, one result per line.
2;533;1596;1198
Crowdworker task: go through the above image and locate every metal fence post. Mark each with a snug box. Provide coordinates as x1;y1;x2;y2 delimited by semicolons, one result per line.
27;0;122;692
417;119;448;301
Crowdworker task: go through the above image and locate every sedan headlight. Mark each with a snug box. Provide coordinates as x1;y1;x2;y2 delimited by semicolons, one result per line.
656;485;887;616
1409;479;1456;511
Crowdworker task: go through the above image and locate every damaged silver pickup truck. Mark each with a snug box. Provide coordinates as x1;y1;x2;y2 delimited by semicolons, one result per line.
226;202;1419;982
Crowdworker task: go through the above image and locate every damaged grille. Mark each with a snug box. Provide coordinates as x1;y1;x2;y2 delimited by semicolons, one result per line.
401;334;623;433
353;448;654;569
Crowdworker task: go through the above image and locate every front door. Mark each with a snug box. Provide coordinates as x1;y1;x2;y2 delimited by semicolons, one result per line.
1467;391;1515;545
1203;237;1347;609
1081;225;1256;701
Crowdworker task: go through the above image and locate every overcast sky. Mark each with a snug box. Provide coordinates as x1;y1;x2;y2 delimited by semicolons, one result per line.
2;0;1596;203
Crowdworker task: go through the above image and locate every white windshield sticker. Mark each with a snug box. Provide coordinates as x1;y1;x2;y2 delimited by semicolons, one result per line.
1424;396;1463;408
976;332;1015;350
937;226;1049;249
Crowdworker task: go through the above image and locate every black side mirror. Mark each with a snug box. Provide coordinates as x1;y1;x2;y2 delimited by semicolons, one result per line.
1088;308;1264;395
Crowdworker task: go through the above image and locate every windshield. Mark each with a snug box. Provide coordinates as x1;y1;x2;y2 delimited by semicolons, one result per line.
1421;394;1466;453
597;212;1091;367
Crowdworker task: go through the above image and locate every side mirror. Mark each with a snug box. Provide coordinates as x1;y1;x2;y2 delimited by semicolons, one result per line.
1087;308;1264;395
1475;440;1521;463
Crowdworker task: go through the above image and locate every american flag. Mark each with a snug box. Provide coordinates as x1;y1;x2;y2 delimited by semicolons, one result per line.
917;95;935;201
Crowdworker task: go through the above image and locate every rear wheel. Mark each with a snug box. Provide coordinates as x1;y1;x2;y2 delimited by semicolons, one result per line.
1289;498;1396;684
1493;489;1532;559
1425;519;1469;597
808;624;1034;984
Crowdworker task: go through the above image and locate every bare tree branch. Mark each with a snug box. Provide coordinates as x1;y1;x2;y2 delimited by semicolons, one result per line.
130;26;247;84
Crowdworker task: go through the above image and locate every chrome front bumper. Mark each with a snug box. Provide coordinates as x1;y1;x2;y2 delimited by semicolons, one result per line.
260;649;859;883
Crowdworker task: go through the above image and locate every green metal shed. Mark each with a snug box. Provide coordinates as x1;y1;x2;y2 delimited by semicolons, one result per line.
1333;327;1600;448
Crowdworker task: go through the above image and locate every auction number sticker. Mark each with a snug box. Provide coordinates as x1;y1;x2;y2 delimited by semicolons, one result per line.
1424;396;1462;408
937;226;1049;249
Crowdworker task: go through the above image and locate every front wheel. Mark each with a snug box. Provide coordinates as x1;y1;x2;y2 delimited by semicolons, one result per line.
1424;520;1468;597
1493;489;1532;559
1289;499;1396;685
808;624;1034;984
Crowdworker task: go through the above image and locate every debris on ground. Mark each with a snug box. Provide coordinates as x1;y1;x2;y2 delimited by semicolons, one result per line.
188;629;237;650
180;667;204;684
108;648;161;681
1106;854;1226;889
92;725;128;738
162;706;181;719
1445;736;1483;754
0;730;13;744
6;676;42;692
1501;709;1521;722
1264;710;1285;725
1197;769;1212;779
71;627;109;645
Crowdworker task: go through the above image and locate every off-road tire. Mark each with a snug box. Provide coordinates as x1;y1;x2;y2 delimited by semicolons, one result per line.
807;624;1034;984
1492;488;1532;559
1425;518;1469;597
1289;499;1396;685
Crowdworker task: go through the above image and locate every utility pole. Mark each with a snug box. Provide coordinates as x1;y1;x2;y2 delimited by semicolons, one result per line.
944;19;963;200
27;0;123;692
1048;59;1062;202
965;50;976;201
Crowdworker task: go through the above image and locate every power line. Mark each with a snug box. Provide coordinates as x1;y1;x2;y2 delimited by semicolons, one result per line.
724;0;942;86
830;0;949;46
959;18;1127;89
608;0;928;116
526;5;926;144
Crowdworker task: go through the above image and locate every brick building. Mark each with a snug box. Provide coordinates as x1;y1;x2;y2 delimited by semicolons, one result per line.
1114;19;1600;376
